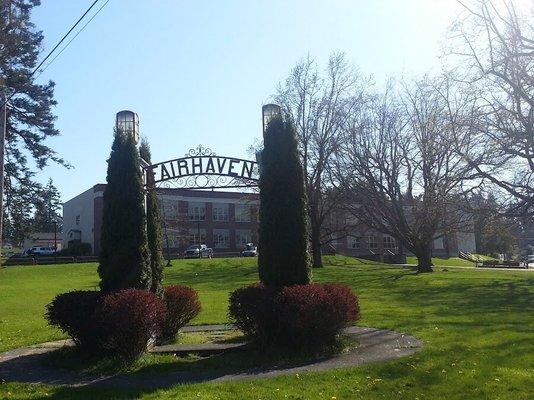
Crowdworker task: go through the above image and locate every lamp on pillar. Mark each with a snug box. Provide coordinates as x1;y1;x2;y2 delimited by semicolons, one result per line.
116;110;140;144
257;104;282;173
261;103;281;137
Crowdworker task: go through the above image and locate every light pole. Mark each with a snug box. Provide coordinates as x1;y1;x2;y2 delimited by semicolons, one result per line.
197;218;201;259
161;204;172;267
53;220;57;262
0;91;7;257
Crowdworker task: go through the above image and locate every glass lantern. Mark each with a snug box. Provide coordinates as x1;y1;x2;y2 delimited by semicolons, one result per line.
116;110;140;144
262;103;281;137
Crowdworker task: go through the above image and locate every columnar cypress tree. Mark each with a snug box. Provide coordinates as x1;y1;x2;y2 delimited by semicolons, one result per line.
258;116;311;286
98;131;151;292
139;139;164;296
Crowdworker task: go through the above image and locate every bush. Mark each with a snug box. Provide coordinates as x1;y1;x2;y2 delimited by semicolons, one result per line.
160;285;201;342
45;290;105;351
57;242;92;256
229;283;360;350
98;288;166;362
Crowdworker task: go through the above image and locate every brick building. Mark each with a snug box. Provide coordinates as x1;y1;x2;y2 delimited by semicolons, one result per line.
63;184;475;258
63;184;259;256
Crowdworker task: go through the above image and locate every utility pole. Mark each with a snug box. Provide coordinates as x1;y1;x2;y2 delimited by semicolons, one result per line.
197;218;201;259
0;92;7;257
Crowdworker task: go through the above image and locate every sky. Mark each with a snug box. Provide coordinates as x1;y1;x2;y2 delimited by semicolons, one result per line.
30;0;464;202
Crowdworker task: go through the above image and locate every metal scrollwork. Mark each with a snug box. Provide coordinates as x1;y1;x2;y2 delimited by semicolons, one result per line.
155;174;258;190
186;145;215;157
145;145;259;191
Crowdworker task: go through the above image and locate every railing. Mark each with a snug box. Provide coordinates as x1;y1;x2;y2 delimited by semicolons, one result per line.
2;255;99;267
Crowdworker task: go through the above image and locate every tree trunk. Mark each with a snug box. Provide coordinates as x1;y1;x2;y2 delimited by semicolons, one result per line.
311;226;323;268
415;243;433;273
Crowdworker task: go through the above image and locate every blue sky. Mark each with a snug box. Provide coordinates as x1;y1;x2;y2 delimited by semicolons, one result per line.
31;0;462;202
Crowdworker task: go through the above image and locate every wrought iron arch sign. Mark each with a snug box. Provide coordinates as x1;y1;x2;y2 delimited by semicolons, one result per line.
143;145;259;190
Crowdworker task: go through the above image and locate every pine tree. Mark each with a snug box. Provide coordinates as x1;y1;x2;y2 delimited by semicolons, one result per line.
258;116;311;286
32;179;62;233
98;131;151;292
1;1;69;240
139;138;164;296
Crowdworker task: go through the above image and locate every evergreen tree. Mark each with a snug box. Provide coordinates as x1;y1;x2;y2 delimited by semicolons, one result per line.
139;138;164;296
1;1;69;241
98;131;151;292
258;116;311;286
32;179;62;233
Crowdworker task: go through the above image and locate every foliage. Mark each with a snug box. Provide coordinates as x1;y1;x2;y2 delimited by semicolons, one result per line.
229;283;359;350
159;285;201;342
31;179;62;233
139;138;164;296
57;242;92;256
0;1;69;245
45;290;104;351
258;116;311;286
98;131;151;292
99;288;166;363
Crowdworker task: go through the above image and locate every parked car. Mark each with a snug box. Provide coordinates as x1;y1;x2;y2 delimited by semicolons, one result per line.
241;243;258;257
527;254;534;264
183;244;213;259
24;246;56;256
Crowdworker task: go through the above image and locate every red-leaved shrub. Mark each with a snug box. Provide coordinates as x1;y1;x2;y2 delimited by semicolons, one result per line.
45;290;105;351
99;288;166;362
228;284;278;345
229;283;360;350
160;285;202;342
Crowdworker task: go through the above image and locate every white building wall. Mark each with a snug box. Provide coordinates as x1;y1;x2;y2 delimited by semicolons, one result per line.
456;231;477;253
62;187;96;251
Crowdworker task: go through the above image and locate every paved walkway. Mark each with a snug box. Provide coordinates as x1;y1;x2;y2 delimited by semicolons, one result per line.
400;264;533;272
0;325;422;389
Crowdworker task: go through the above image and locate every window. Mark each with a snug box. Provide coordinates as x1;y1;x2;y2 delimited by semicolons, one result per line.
235;204;251;222
161;200;178;219
236;230;253;247
367;236;378;250
187;228;206;245
433;237;445;250
188;202;205;221
75;215;80;225
213;229;229;248
347;235;361;249
383;235;397;250
212;203;229;221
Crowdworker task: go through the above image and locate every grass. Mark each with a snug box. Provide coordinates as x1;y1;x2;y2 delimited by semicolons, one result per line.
406;256;477;268
0;256;533;399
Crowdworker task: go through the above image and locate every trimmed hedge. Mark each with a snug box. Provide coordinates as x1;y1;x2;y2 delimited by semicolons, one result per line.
45;290;104;351
160;285;201;342
99;289;166;362
229;283;360;350
46;288;167;363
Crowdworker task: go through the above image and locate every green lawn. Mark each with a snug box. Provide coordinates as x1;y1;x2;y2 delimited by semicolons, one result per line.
0;257;533;399
406;256;477;268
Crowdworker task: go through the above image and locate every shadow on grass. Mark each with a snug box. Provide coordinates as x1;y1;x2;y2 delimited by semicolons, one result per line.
0;338;359;399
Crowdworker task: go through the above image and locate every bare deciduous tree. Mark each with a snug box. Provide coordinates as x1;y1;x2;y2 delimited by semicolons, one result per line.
334;78;473;272
274;53;369;267
449;0;534;216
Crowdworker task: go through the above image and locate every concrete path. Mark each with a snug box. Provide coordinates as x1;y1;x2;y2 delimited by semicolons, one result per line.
0;326;422;389
400;264;533;272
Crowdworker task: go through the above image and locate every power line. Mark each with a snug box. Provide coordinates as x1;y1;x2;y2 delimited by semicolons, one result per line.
34;0;111;80
30;0;100;78
1;0;104;107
